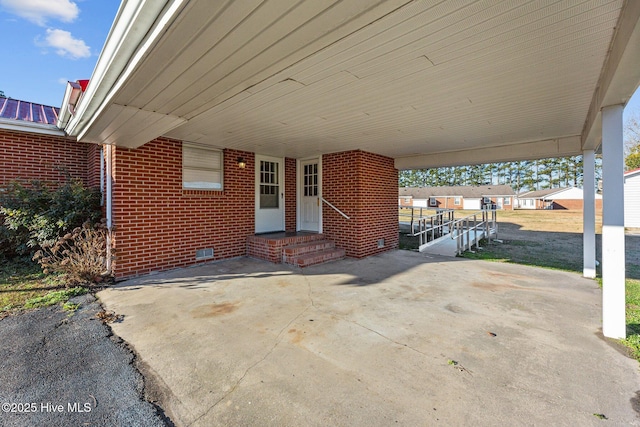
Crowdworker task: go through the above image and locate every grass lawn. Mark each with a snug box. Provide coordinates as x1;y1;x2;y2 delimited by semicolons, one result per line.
0;260;85;318
624;279;640;359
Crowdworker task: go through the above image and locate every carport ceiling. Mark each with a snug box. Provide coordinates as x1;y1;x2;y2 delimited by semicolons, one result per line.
70;0;640;168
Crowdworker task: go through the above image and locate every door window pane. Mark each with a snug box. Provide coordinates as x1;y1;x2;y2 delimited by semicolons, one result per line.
260;161;279;208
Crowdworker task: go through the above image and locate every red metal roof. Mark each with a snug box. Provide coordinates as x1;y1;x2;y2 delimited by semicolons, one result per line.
0;97;59;125
624;168;640;176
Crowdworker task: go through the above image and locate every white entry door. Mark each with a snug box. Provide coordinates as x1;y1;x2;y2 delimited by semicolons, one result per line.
299;158;320;232
255;155;285;233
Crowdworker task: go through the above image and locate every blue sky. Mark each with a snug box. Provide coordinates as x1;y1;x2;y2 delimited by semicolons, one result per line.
0;0;639;122
0;0;119;107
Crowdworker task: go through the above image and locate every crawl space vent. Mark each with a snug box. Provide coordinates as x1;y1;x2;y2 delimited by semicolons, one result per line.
196;248;214;260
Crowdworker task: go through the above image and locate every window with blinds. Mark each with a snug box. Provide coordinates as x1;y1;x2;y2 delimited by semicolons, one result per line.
182;143;223;190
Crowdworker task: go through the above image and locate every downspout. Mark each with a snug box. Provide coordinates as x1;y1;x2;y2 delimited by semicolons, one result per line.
105;144;113;274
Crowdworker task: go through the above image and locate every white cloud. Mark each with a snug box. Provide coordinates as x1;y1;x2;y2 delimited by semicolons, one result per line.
44;28;90;59
57;77;68;85
0;0;79;26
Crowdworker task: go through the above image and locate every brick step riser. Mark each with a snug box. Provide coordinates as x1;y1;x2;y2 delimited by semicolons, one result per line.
283;248;346;268
282;241;335;257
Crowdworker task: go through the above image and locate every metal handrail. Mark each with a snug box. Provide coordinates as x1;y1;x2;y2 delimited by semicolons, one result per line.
400;207;455;248
451;209;497;255
322;198;350;219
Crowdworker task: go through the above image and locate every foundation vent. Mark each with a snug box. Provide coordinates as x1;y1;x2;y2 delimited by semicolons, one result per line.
196;248;214;260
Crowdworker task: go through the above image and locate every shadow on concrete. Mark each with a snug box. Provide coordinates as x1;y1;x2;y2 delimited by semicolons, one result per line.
109;223;639;292
110;250;465;291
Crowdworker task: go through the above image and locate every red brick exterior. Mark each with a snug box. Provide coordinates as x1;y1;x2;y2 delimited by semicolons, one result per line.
399;197;412;207
0;129;97;187
86;143;103;189
551;199;603;210
484;196;514;210
285;158;297;232
430;197;464;210
111;138;255;278
322;150;398;258
3;128;401;277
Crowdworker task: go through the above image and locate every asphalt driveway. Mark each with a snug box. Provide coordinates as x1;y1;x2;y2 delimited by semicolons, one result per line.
0;293;170;427
99;251;640;426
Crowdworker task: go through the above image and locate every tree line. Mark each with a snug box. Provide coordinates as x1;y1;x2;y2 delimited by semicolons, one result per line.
399;156;596;193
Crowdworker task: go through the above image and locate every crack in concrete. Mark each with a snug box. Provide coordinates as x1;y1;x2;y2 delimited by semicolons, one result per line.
187;295;312;426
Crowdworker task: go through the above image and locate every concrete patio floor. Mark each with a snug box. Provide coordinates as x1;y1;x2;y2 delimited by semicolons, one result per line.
98;251;640;426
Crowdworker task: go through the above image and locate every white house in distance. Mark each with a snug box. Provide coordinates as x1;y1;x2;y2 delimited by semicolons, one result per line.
625;168;640;227
517;187;603;210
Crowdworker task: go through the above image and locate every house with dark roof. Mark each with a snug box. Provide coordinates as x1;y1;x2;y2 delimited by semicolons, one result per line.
516;187;602;210
399;185;515;210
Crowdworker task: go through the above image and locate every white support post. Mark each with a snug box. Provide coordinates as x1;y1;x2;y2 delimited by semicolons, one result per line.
583;149;596;278
105;145;113;274
601;105;626;339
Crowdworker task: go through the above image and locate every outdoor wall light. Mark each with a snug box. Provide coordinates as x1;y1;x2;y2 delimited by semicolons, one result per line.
237;157;246;169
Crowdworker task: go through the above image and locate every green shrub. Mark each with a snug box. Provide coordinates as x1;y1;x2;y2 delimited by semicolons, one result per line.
0;178;101;258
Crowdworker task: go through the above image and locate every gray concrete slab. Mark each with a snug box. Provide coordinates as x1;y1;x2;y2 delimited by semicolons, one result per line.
98;251;640;426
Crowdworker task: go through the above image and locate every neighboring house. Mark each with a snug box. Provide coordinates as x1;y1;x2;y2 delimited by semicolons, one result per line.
399;185;515;210
516;187;602;210
0;97;101;189
625;169;640;228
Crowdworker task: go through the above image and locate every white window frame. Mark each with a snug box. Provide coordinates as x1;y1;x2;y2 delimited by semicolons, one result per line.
182;142;223;190
429;197;437;207
454;196;461;206
483;197;491;204
504;197;511;205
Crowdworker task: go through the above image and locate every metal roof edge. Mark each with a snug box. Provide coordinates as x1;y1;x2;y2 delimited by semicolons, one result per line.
0;117;65;137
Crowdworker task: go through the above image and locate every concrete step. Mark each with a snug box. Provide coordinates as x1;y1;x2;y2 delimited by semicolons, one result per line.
282;240;336;258
283;246;346;267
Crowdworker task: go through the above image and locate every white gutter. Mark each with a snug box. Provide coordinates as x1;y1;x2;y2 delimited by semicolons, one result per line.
1;118;66;137
64;0;187;140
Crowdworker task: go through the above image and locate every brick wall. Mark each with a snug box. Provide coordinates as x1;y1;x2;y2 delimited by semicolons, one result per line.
111;138;254;279
433;197;464;209
285;158;297;232
485;196;514;210
322;150;398;258
552;199;603;210
0;129;93;186
86;143;103;189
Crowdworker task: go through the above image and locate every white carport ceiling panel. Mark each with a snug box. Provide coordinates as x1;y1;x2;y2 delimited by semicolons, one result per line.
82;104;185;148
169;2;617;158
112;0;625;161
116;0;410;117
